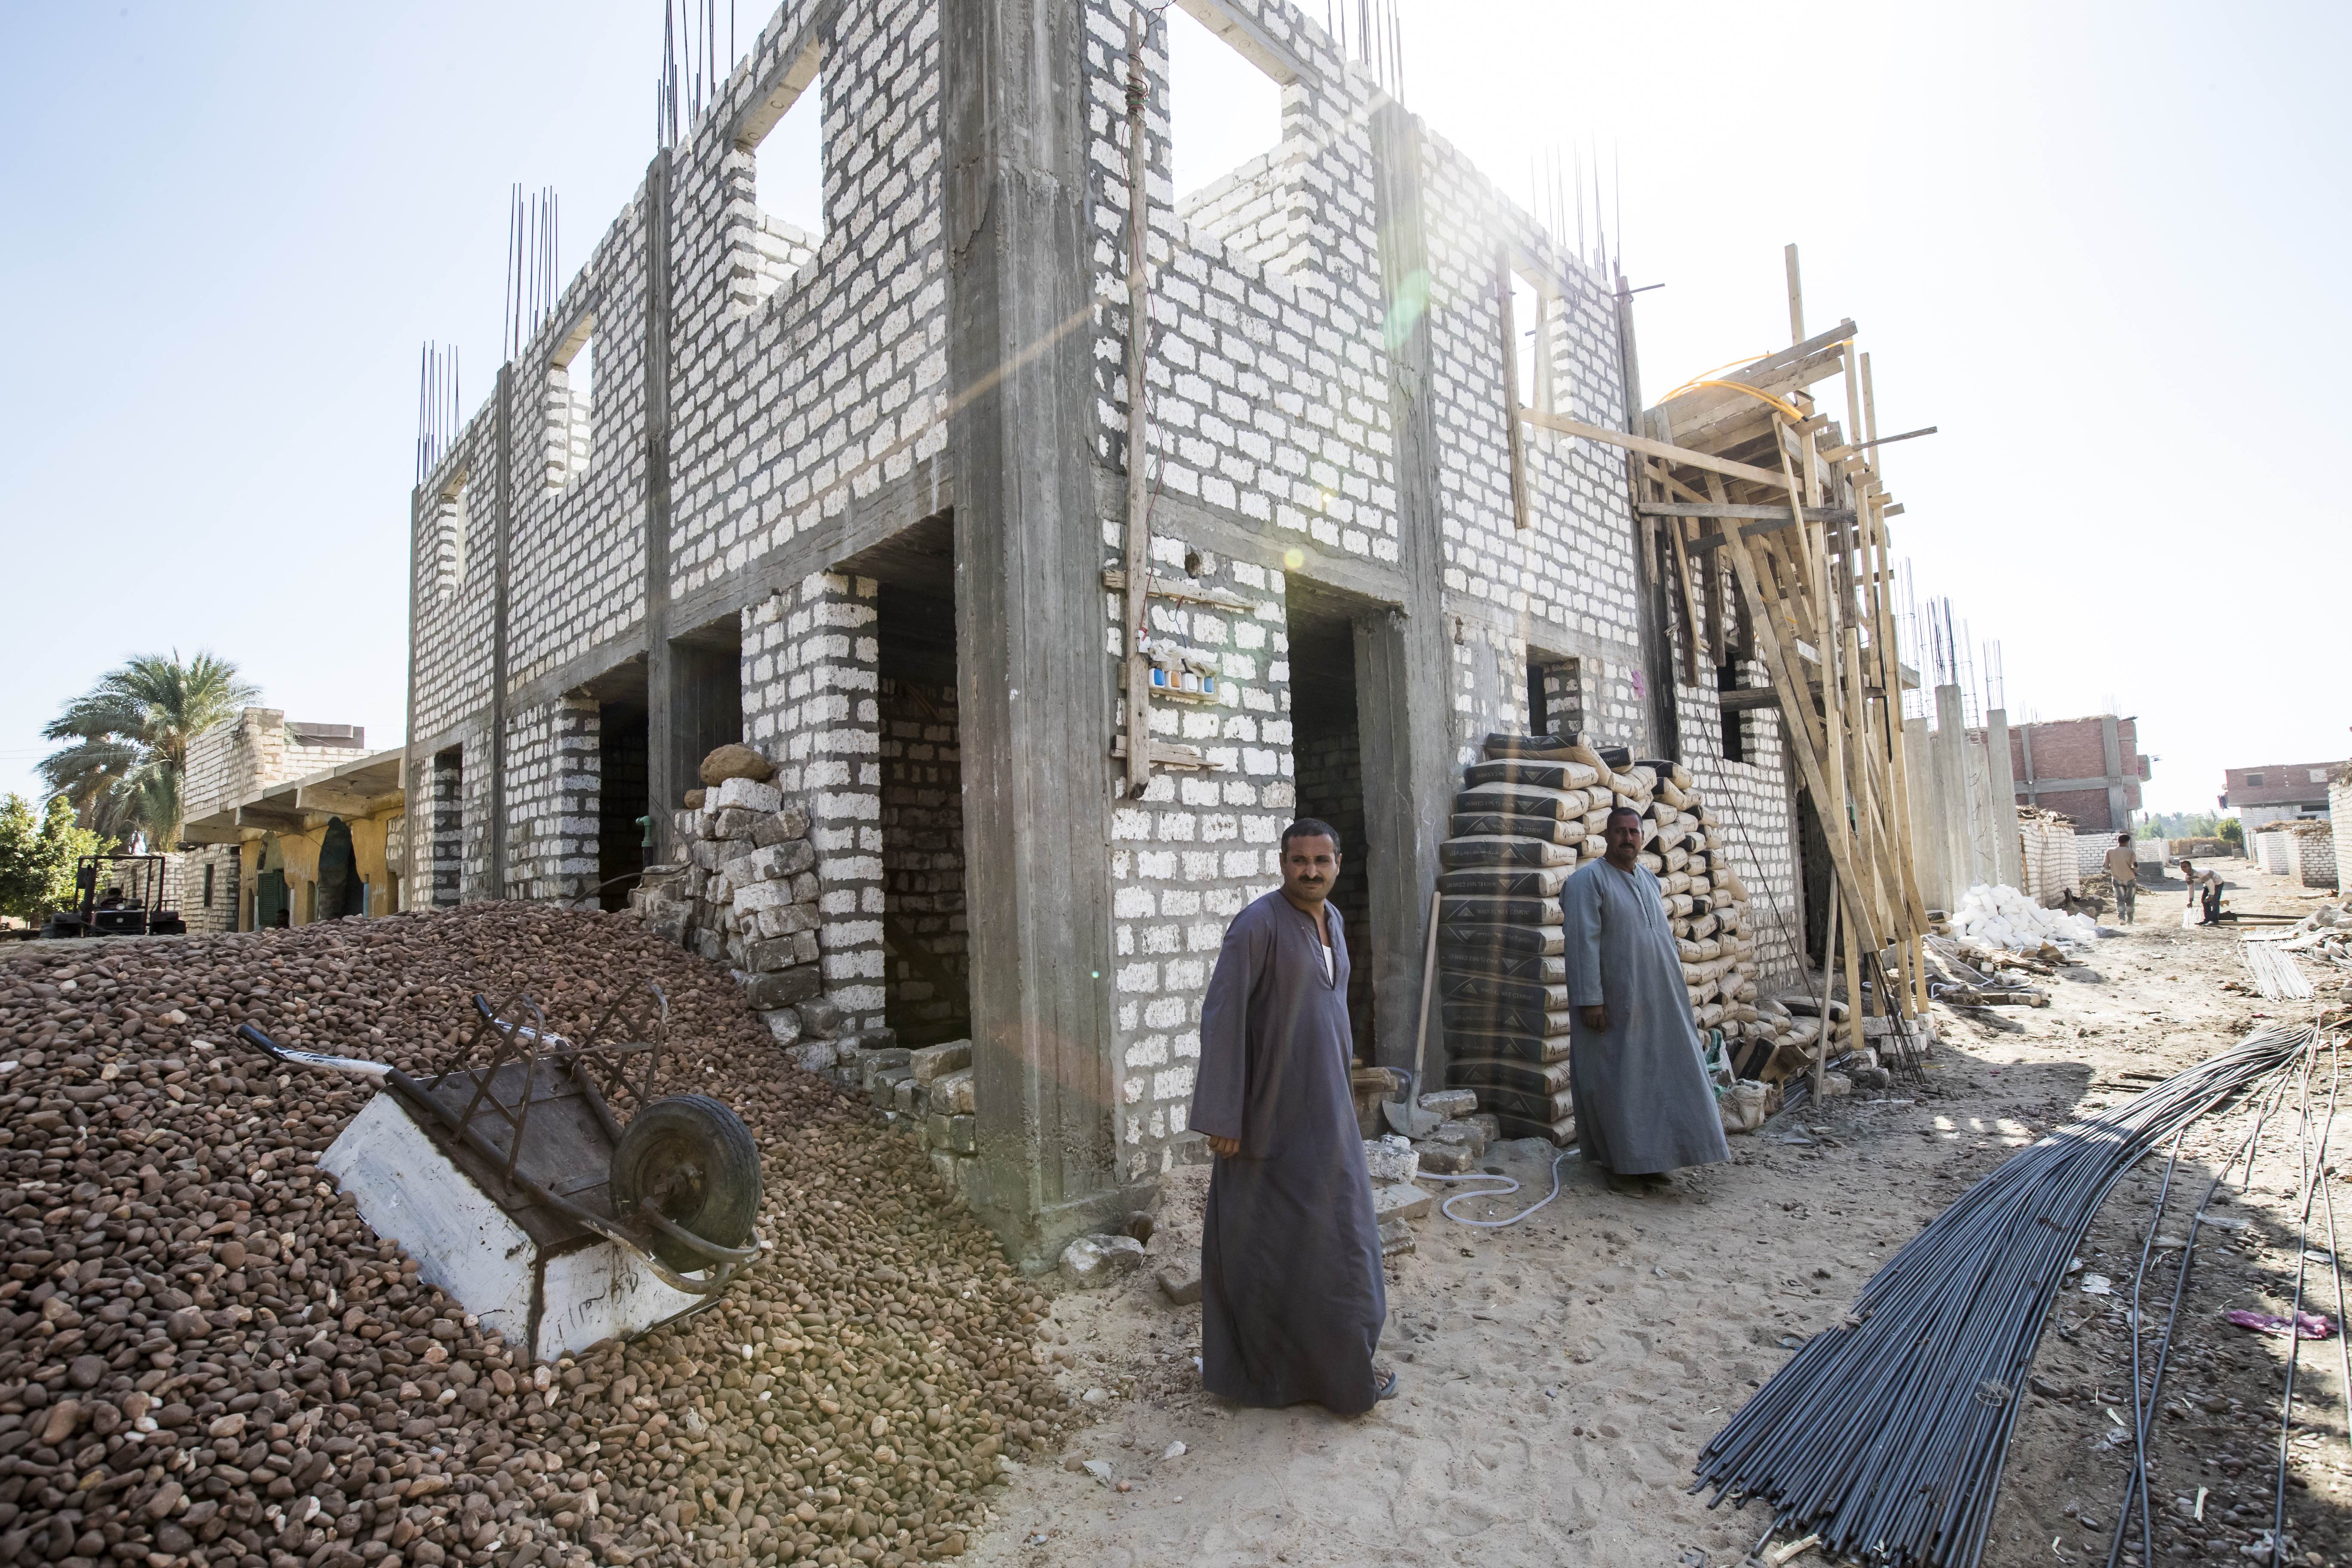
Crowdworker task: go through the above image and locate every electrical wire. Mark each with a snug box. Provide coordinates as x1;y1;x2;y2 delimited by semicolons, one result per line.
1421;1149;1575;1228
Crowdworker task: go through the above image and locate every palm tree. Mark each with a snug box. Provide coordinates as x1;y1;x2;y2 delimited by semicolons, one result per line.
40;652;259;849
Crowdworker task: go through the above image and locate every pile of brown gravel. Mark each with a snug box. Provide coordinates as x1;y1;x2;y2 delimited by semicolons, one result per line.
0;903;1072;1568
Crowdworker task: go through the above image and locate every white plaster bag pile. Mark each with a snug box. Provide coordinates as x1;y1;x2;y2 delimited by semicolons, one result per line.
1950;882;2102;951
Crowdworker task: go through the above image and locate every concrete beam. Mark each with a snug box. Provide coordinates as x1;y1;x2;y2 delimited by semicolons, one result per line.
944;0;1143;1265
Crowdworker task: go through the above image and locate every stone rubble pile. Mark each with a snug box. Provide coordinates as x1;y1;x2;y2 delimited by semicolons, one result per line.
0;903;1069;1568
629;744;884;1077
1434;732;1761;1144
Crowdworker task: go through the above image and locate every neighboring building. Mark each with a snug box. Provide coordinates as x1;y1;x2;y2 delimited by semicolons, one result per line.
2222;760;2343;837
399;0;1852;1259
179;709;406;932
2002;714;2149;833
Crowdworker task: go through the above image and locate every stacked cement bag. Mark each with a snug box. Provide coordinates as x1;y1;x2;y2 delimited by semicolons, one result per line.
1433;733;1596;1145
1435;733;1764;1144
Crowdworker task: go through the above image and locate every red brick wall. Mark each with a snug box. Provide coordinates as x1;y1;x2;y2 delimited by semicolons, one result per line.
2006;716;2147;832
2223;763;2344;809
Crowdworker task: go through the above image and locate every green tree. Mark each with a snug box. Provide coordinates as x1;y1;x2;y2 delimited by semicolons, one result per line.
0;795;112;922
2218;816;2244;845
38;651;257;849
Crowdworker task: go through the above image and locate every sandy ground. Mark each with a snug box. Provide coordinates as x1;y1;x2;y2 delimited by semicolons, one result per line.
965;858;2352;1567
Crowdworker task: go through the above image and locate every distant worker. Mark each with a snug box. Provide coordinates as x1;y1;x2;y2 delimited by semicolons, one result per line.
2104;833;2141;924
1562;805;1732;1195
2182;859;2224;925
1189;818;1393;1415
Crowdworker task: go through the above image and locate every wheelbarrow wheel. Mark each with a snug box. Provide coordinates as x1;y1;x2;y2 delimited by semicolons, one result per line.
611;1095;762;1271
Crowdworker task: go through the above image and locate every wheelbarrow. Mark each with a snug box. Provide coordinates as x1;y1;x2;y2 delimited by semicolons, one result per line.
236;981;762;1296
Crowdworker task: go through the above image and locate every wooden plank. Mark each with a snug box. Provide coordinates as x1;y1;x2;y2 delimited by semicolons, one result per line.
1100;569;1252;610
1521;408;1789;488
1635;501;1854;523
1651;413;1704;686
1785;243;1805;344
1499;249;1531;532
1110;735;1215;769
1723;531;1883;964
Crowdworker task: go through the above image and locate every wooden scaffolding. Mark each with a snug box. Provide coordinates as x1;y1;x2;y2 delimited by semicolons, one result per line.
1521;266;1930;1072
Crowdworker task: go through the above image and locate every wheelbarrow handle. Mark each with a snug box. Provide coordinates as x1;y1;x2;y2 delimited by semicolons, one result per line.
235;1023;392;1082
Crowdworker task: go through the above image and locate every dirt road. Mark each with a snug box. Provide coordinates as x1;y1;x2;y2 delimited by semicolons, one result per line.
970;859;2352;1567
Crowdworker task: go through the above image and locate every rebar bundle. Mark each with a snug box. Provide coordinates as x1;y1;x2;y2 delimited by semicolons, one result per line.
1694;1021;2325;1568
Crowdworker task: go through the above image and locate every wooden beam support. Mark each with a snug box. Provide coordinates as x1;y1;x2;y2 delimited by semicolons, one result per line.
1520;408;1789;489
1635;502;1855;524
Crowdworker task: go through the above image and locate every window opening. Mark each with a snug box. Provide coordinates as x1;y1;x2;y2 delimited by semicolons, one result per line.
1510;269;1548;414
1717;664;1749;763
731;41;824;312
547;316;594;489
2245;772;2265;786
201;862;215;909
431;476;469;599
1168;2;1298;272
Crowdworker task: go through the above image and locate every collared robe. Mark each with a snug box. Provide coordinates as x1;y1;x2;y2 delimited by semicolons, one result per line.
1561;858;1732;1176
1188;891;1386;1414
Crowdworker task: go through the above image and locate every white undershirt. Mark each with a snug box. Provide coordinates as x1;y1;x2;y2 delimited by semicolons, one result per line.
1317;935;1333;981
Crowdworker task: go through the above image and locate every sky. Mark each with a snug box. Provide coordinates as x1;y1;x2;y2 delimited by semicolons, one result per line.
3;2;2345;819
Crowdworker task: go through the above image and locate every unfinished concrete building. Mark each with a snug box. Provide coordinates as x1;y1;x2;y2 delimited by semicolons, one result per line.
401;0;1824;1259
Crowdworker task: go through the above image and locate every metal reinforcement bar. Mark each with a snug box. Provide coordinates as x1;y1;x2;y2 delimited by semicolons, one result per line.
1693;1020;2331;1568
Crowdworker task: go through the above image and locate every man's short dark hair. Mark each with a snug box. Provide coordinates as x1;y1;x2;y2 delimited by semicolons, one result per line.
2118;833;2132;845
1282;818;1342;854
1605;805;1645;830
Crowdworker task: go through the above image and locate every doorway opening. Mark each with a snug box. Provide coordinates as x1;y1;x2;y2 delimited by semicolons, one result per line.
431;746;464;906
318;818;364;921
591;662;651;912
668;617;744;809
1795;787;1833;969
1284;581;1374;1065
844;514;971;1047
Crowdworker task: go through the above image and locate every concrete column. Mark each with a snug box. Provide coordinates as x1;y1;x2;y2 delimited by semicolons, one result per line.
1961;732;1997;889
1363;101;1457;1081
641;152;680;861
489;363;514;892
1903;715;1945;912
750;576;884;1028
943;0;1140;1262
1932;685;1974;901
1984;707;2024;891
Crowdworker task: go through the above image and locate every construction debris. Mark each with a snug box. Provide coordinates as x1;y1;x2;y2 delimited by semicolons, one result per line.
2239;939;2316;1001
0;905;1069;1568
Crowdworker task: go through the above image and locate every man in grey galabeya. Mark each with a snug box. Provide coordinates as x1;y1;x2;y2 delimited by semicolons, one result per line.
1562;805;1731;1193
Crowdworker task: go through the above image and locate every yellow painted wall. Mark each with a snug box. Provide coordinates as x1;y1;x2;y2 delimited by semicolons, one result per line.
236;808;405;928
